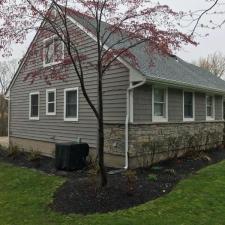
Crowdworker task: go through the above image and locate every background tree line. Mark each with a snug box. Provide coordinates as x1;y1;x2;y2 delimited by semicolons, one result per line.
194;52;225;78
0;59;18;136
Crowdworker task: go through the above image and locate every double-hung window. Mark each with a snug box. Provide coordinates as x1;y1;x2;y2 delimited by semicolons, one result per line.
183;91;194;121
29;92;39;120
64;88;79;121
153;87;168;122
43;35;64;67
46;89;56;115
206;95;215;120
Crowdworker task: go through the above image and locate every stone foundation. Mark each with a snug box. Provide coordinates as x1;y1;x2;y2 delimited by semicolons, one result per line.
9;121;224;169
105;121;224;168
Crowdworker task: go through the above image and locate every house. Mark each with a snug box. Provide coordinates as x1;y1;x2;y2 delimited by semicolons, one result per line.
6;7;225;168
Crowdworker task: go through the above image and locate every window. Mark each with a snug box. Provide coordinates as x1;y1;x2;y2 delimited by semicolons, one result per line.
152;87;168;122
206;95;214;120
183;91;194;121
43;36;64;67
29;92;39;120
46;89;56;115
64;88;78;121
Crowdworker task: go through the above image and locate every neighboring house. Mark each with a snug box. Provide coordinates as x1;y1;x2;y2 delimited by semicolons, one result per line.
6;8;225;168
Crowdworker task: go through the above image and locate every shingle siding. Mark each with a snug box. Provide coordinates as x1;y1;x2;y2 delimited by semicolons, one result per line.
133;85;152;123
168;88;183;122
195;92;206;121
215;95;223;120
9;19;129;148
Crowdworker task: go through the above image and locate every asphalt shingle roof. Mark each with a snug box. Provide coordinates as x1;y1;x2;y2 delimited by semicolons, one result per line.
68;9;225;93
130;45;225;92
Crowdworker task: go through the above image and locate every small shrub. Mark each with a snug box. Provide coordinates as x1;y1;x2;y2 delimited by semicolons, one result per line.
88;161;100;191
27;149;41;161
168;136;180;155
201;153;211;162
86;153;98;168
164;168;176;175
7;145;19;158
193;132;205;152
147;173;157;182
123;170;137;196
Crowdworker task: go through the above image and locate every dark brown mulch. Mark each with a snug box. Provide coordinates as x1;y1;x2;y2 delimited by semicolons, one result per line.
1;146;225;214
51;147;225;214
0;148;88;178
0;149;55;172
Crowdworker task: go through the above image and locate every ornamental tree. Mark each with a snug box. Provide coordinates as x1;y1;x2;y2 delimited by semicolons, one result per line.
0;0;196;187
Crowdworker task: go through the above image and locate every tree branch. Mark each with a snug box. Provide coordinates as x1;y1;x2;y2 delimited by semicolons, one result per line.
191;0;219;36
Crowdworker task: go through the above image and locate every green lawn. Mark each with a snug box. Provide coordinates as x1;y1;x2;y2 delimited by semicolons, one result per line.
0;162;225;225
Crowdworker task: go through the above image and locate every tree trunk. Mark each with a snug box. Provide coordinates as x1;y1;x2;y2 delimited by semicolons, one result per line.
97;118;107;187
97;67;107;187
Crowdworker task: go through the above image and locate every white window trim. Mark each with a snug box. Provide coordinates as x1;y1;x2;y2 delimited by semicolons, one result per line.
206;95;215;121
46;88;56;116
43;35;64;68
183;90;195;122
29;91;40;120
64;87;79;122
152;86;168;122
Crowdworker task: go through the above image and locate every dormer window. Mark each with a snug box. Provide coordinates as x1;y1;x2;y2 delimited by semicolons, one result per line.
43;35;64;67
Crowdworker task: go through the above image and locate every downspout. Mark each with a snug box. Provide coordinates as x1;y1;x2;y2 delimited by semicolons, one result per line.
6;92;10;144
124;77;146;170
3;91;10;146
8;93;10;144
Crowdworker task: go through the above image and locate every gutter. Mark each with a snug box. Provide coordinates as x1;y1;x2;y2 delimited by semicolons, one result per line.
124;78;146;170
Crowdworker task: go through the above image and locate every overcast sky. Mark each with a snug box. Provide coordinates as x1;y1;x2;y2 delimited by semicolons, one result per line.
0;0;224;63
165;0;225;62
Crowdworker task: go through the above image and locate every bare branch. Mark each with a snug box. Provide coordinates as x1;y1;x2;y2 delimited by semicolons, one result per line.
191;0;219;36
194;51;225;78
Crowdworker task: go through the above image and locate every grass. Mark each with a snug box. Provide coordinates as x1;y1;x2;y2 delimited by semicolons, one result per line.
1;162;225;225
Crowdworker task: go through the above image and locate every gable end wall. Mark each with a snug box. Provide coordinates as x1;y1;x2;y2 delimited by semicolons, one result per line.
9;19;129;151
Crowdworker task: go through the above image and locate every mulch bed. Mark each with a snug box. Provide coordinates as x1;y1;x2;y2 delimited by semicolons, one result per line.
0;146;225;214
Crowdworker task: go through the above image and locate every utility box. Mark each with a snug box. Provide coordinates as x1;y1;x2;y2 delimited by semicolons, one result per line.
55;142;89;171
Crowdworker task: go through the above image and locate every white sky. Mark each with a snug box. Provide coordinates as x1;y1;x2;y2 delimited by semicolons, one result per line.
0;0;224;63
163;0;225;62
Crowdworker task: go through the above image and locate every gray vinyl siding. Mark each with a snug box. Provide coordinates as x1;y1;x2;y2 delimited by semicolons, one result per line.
9;19;129;147
133;84;223;123
215;95;223;120
168;88;183;122
133;85;152;123
195;92;206;121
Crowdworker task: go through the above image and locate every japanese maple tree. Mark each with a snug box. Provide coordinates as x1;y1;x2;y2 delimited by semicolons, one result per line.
0;0;196;186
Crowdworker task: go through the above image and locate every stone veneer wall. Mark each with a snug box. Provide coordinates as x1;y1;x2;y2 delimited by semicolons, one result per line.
9;122;224;168
104;122;224;168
